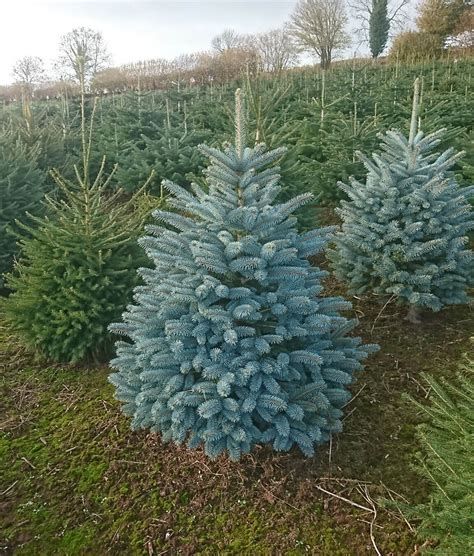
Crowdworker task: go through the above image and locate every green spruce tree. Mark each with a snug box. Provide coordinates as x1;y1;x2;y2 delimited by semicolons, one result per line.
3;160;150;363
0;133;48;289
3;97;153;363
369;0;390;58
408;361;474;554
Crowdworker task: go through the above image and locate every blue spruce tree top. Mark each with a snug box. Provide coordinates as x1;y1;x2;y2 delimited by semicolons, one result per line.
109;90;377;461
331;79;473;314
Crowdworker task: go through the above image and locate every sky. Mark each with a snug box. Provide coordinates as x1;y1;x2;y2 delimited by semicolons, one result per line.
0;0;416;85
0;0;302;84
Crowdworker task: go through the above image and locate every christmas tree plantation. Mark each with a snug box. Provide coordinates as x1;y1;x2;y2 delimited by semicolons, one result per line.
330;80;474;321
3;161;149;363
109;91;377;461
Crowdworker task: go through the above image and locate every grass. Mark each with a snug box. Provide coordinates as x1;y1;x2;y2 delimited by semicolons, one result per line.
0;279;472;555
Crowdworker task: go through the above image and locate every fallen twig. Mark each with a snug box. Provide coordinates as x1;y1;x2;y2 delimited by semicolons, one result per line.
314;484;373;513
343;383;367;408
362;485;382;556
91;423;114;442
384;485;415;532
260;483;299;511
112;460;146;465
21;457;36;469
371;294;396;333
1;480;18;496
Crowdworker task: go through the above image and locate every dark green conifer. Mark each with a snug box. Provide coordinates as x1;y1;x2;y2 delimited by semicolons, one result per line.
409;362;474;554
3;160;150;363
3;95;153;363
0;134;48;289
369;0;390;58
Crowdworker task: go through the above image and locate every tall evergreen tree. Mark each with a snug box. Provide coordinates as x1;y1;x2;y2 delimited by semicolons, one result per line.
369;0;390;58
108;90;377;461
329;80;474;322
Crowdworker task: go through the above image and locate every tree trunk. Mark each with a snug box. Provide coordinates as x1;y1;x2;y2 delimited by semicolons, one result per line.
405;304;422;324
320;53;328;70
320;48;332;70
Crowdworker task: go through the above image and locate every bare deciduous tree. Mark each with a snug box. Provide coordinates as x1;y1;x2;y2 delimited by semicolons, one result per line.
210;29;261;80
254;28;299;74
290;0;350;69
12;56;45;90
58;27;110;93
211;29;246;53
350;0;411;43
12;56;45;122
92;67;128;93
118;58;172;90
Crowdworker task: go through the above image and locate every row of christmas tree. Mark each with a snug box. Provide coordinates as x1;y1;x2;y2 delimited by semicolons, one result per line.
1;83;472;461
1;58;472;287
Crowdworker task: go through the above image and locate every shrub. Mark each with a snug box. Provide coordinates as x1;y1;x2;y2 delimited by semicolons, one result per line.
389;32;444;62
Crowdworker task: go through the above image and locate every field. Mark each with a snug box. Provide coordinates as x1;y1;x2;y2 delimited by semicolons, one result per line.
1;283;471;554
1;57;473;554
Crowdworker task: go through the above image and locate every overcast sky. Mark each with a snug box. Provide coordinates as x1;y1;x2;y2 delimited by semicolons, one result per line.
0;0;415;85
0;0;301;84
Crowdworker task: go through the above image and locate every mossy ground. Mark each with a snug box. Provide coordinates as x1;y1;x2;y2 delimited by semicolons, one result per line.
0;279;472;555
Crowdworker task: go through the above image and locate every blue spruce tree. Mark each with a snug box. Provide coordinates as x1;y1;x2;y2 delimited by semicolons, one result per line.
109;90;377;461
330;79;473;323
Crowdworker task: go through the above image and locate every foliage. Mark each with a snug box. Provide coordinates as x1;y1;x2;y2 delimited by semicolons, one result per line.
300;109;380;206
2;231;471;554
447;6;474;48
0;133;48;289
109;91;377;461
408;360;474;554
416;0;469;39
3;162;151;363
369;0;390;58
87;91;222;195
329;81;474;316
389;31;444;62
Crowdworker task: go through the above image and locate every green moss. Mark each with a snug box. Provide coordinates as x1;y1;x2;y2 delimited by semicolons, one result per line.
1;295;471;553
58;525;97;553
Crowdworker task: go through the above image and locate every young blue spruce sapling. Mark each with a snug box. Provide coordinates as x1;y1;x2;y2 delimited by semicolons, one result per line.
330;79;473;323
109;90;377;461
